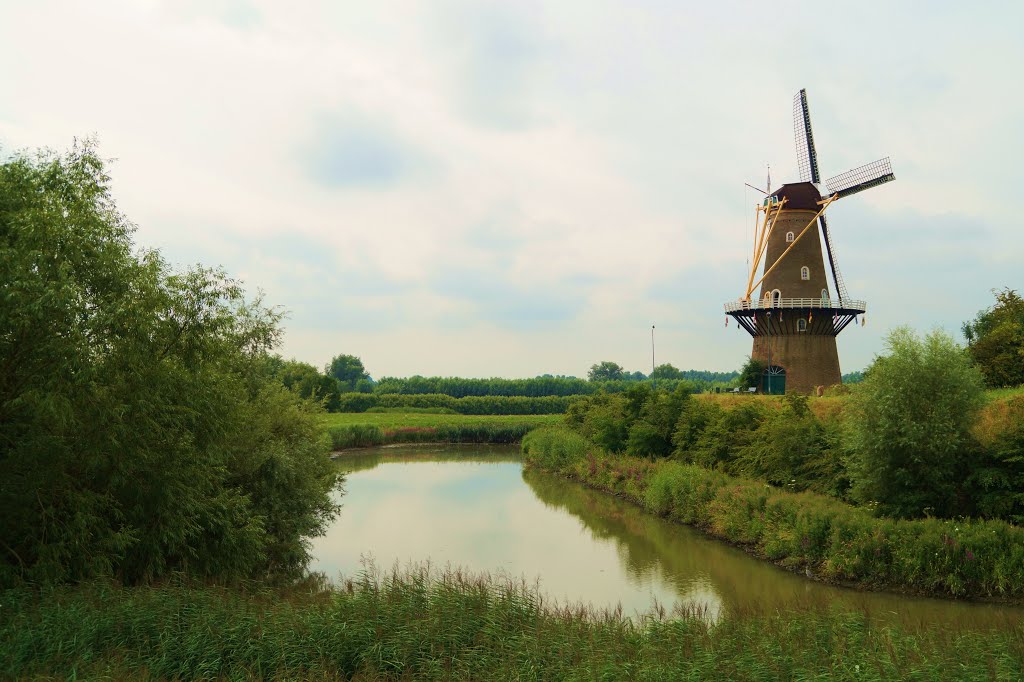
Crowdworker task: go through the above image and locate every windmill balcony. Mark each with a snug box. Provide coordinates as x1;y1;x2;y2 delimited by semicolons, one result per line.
723;297;867;315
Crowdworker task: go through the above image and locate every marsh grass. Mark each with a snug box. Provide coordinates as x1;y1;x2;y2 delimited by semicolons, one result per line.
3;564;1021;680
324;413;559;450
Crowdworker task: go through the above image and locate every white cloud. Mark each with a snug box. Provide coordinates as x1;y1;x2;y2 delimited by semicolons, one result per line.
2;0;1020;377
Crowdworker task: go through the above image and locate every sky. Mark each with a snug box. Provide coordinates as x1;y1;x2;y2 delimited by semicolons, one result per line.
2;1;1021;379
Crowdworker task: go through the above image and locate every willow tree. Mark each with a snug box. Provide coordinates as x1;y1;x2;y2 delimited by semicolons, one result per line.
0;143;342;585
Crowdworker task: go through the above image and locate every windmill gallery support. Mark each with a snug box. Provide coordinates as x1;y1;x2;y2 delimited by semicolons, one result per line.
724;89;895;394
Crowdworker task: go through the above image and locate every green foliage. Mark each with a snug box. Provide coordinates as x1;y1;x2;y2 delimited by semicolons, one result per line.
336;392;573;415
326;354;371;392
323;413;557;449
0;145;341;586
588;360;625;382
649;363;683;380
268;356;342;411
374;374;592;397
525;431;1024;600
685;402;766;471
370;374;733;397
845;328;986;518
737;356;766;390
965;396;1024;523
963;288;1024;388
5;572;1020;680
733;394;848;496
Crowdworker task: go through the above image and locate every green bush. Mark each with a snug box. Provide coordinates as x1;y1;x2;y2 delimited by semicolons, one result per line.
845;328;986;518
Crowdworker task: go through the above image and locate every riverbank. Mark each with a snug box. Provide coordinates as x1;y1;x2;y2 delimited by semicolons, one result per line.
324;412;559;450
522;427;1024;603
4;568;1021;680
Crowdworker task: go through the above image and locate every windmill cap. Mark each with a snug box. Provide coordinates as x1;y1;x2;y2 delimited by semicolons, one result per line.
770;182;822;211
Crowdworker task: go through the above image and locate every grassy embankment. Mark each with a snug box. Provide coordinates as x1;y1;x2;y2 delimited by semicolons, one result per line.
522;409;1024;602
323;412;561;450
4;567;1022;680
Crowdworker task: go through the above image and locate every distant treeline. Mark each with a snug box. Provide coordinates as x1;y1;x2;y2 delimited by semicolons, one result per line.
372;374;737;397
270;356;739;412
337;393;574;415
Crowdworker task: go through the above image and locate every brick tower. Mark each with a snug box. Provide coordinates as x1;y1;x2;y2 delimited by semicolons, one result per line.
724;90;894;394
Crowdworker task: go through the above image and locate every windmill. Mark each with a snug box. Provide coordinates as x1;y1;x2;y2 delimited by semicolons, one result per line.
724;89;895;394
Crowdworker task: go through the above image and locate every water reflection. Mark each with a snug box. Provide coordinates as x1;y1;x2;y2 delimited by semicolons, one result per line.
312;447;1024;631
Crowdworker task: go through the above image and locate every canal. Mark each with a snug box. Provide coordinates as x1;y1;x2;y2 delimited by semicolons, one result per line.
310;445;1022;631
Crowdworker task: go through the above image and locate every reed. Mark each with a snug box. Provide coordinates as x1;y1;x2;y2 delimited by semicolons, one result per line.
324;414;559;450
3;566;1020;680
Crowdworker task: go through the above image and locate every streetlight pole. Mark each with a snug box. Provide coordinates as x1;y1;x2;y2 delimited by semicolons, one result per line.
651;325;655;388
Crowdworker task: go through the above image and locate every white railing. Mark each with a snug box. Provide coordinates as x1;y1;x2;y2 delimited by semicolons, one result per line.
724;297;867;313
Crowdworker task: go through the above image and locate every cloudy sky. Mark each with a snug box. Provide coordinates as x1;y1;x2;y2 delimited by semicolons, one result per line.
2;1;1021;378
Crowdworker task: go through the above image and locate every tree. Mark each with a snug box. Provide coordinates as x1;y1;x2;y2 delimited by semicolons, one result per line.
650;363;684;380
588;361;625;382
0;144;341;585
737;356;766;390
327;354;371;391
845;327;985;518
963;288;1024;388
272;358;342;411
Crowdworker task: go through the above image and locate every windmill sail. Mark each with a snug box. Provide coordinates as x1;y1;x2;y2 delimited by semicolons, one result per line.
825;158;895;199
817;213;849;303
793;89;821;184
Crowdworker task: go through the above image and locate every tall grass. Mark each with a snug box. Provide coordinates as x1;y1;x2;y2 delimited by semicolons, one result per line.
523;427;1024;601
3;566;1021;680
324;414;559;450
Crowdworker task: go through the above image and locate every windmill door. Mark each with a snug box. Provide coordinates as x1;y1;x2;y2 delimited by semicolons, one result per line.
762;366;786;395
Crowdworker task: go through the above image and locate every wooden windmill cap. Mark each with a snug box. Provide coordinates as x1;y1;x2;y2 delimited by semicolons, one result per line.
770;182;822;211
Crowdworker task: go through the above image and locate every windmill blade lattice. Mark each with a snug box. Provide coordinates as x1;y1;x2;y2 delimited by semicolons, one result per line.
817;212;850;303
793;89;821;184
825;158;895;199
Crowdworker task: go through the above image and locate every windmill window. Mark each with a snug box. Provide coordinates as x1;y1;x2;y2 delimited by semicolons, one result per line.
801;266;810;281
771;289;782;306
821;289;829;301
786;231;795;243
798;319;807;332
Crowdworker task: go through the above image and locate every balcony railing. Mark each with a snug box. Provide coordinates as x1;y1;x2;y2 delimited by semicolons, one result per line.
723;297;867;313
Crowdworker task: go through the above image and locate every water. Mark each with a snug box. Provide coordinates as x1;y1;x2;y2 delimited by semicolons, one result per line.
310;445;1023;630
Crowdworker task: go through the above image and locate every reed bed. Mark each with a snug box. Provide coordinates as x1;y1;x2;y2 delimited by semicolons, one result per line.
3;565;1021;680
324;413;559;450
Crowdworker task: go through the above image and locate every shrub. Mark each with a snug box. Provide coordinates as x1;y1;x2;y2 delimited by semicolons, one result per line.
845;328;986;518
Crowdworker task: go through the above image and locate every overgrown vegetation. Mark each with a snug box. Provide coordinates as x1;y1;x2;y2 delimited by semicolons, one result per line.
555;327;1023;523
523;427;1024;600
964;287;1024;388
336;392;575;415
270;363;738;412
0;145;341;586
4;568;1020;680
323;413;559;449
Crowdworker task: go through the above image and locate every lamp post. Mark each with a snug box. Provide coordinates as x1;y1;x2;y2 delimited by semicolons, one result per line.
651;325;655;388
